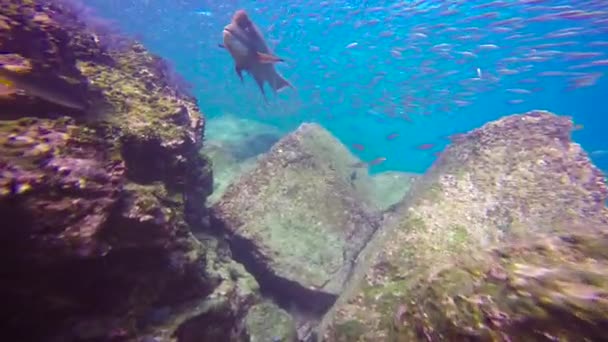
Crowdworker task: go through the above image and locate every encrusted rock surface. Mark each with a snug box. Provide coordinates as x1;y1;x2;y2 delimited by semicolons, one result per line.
0;1;255;341
242;301;298;342
321;111;608;340
212;123;382;319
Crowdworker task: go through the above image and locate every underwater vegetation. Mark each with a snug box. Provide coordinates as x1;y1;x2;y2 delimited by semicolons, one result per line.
1;1;608;342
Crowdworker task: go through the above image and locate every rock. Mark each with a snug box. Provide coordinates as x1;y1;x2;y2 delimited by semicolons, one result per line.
146;234;261;342
0;117;124;260
321;111;608;340
367;171;420;211
212;123;382;323
243;301;298;342
0;1;252;341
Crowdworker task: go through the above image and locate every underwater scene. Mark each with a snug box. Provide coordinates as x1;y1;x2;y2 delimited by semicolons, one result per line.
1;0;608;341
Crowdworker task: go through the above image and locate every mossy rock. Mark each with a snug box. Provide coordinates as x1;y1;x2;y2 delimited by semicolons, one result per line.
213;123;382;320
244;301;297;342
321;111;608;341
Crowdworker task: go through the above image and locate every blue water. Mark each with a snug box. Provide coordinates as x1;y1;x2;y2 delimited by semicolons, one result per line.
85;0;608;174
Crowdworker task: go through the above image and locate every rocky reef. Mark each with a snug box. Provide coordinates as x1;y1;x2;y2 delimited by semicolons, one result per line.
321;111;608;341
3;2;608;342
0;1;258;341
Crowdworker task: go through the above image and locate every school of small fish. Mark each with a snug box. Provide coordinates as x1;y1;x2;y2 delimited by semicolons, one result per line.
246;0;608;167
92;0;608;169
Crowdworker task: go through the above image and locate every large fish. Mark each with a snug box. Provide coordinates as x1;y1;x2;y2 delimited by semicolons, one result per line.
221;10;293;99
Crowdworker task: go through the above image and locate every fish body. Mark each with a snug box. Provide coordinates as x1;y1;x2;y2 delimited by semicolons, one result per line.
0;67;87;110
222;10;293;99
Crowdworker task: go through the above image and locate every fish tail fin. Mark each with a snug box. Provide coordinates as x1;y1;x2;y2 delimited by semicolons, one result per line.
270;72;293;92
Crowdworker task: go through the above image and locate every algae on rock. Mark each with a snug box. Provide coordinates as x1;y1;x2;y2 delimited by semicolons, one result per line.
243;301;298;342
212;123;383;327
0;1;253;341
321;111;608;341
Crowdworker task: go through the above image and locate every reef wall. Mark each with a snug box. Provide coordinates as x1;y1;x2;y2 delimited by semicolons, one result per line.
0;1;260;341
4;2;608;342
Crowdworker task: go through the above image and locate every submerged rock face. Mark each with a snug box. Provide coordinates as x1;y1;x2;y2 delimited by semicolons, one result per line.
0;2;253;341
212;123;382;317
322;111;608;340
242;301;298;342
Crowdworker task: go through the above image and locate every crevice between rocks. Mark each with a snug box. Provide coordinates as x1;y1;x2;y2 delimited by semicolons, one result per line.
207;215;338;340
205;201;389;340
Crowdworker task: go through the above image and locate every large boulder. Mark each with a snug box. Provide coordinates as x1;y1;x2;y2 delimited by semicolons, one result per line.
0;1;255;341
321;111;608;340
212;123;383;326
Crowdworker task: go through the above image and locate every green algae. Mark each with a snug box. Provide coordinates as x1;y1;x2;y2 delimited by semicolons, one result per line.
334;320;367;341
448;224;469;246
214;123;380;297
419;182;444;202
383;232;608;341
244;301;297;341
0;116;121;199
403;216;427;233
323;112;608;341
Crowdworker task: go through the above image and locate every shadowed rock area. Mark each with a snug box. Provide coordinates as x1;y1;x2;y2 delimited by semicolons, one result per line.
320;110;608;340
0;2;261;341
212;123;383;323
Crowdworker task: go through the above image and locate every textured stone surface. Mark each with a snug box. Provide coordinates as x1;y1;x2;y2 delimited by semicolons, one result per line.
0;1;255;341
243;301;298;342
212;123;382;317
321;111;608;340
